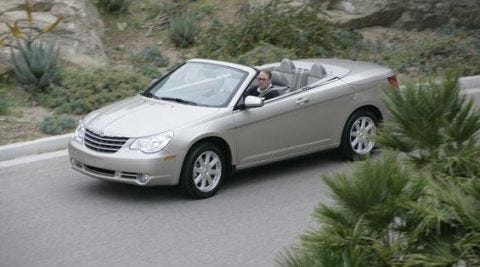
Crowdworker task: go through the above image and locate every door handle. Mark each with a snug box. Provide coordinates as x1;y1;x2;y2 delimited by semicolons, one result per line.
295;97;309;105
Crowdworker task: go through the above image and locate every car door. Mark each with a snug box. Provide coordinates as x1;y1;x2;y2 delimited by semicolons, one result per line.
233;90;330;168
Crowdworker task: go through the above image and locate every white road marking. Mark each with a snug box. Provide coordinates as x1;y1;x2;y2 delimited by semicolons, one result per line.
0;150;68;168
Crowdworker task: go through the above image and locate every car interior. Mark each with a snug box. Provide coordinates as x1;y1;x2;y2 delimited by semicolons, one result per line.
257;58;329;100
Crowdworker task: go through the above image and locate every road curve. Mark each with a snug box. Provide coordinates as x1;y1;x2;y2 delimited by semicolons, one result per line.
0;150;351;267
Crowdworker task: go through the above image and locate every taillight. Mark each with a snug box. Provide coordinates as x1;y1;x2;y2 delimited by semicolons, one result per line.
388;75;399;89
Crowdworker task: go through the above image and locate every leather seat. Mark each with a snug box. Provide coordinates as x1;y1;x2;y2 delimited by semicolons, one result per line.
294;68;309;90
307;63;327;84
275;59;296;89
271;70;289;87
270;71;290;95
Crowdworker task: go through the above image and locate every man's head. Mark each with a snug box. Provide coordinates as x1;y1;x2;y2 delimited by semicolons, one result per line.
257;70;272;91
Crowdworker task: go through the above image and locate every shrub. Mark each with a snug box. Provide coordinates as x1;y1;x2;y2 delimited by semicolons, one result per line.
198;1;363;61
96;0;130;14
0;99;8;115
40;115;77;135
280;76;480;266
235;43;296;66
281;154;480;266
0;73;7;83
138;65;161;79
199;2;215;16
370;31;480;76
1;1;62;92
378;75;480;177
160;1;184;17
39;67;149;114
132;46;168;67
280;155;425;267
168;12;199;48
11;40;59;92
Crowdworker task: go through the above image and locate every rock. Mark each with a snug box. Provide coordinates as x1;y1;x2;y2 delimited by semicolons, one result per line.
313;0;480;30
113;44;125;51
0;48;10;75
0;0;106;74
339;1;356;14
117;22;127;31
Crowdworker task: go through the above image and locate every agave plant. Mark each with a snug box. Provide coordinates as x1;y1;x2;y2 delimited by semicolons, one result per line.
11;40;59;92
1;0;62;92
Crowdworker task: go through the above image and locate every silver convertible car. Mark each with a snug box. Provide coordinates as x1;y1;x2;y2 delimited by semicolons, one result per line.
68;58;398;198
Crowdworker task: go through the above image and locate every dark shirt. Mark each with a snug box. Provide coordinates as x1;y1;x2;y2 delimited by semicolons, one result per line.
245;85;280;100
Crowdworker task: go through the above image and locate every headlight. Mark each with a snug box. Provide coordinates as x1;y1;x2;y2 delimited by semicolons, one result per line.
74;120;85;143
130;131;173;153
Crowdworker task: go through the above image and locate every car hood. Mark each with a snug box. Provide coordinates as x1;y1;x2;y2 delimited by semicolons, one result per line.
84;95;220;137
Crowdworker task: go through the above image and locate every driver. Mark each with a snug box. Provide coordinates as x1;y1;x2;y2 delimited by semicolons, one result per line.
245;70;280;100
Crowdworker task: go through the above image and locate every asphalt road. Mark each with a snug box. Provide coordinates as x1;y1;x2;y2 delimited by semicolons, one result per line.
0;150;352;267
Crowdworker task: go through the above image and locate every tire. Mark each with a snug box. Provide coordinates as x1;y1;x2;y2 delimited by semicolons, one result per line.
179;142;227;199
340;110;379;160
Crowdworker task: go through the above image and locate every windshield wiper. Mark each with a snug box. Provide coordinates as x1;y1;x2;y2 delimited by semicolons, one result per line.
140;91;160;100
160;97;198;106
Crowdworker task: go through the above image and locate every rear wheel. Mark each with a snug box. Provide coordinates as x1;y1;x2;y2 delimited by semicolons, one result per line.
340;110;378;160
179;142;227;199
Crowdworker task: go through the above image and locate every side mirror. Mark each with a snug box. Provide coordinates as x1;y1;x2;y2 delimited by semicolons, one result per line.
244;95;264;108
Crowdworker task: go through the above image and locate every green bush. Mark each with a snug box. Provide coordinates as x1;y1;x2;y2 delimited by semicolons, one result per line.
11;40;59;92
138;65;161;79
132;46;168;67
370;31;480;76
280;77;480;266
199;2;215;16
96;0;130;14
236;42;296;66
40;115;77;135
169;12;199;48
0;73;7;83
378;75;480;177
0;99;8;115
281;154;480;266
198;2;363;61
39;67;149;115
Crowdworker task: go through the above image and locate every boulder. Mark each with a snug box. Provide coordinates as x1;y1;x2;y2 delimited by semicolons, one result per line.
312;0;480;30
0;0;106;74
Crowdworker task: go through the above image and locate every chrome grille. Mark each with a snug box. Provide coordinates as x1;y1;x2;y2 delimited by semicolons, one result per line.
84;129;129;153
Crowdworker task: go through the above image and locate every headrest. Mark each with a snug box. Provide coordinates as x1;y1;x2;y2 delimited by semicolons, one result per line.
310;63;327;79
271;71;289;87
278;59;295;73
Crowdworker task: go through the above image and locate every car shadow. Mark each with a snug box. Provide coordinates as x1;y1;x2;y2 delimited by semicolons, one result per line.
223;149;346;189
77;180;185;202
76;149;347;202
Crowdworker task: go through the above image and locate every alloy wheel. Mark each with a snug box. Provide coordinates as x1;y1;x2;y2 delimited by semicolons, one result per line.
192;151;222;193
350;116;376;155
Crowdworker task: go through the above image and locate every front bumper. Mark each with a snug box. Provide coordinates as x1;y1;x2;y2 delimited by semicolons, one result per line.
68;138;183;186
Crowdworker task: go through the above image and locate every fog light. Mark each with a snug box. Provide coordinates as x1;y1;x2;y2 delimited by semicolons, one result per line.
137;174;151;185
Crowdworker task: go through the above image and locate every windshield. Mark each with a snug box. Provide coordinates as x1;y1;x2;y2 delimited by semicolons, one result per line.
146;62;248;107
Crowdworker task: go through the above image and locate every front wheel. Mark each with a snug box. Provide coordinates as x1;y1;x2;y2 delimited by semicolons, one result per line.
179;142;227;199
340;110;379;160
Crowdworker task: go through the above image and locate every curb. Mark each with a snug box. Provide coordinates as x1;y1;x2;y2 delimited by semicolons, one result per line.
0;133;72;162
460;75;480;107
